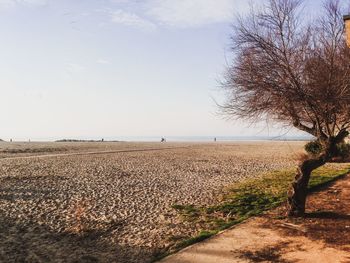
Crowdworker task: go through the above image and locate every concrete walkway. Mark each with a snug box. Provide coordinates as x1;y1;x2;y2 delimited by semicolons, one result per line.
159;217;349;263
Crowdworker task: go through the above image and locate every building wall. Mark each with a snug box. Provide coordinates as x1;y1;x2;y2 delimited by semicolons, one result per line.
346;19;350;47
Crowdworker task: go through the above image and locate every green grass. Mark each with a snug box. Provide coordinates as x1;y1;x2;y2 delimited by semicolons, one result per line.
167;164;350;257
176;230;218;248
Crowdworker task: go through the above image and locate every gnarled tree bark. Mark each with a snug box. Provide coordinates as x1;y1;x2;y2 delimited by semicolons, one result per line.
288;130;348;216
288;157;326;216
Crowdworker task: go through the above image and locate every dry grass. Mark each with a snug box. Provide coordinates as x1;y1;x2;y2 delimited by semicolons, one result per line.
67;199;89;234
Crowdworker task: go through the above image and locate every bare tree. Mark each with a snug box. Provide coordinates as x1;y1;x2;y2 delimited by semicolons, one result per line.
222;0;350;216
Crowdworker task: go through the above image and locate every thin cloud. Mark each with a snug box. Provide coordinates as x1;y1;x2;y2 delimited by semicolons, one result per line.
110;9;156;31
66;63;85;74
0;0;15;8
97;59;110;64
107;0;249;29
109;0;130;3
19;0;47;5
0;0;47;7
146;0;235;27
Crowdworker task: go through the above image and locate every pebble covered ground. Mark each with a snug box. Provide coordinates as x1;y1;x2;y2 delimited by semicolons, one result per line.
0;141;304;263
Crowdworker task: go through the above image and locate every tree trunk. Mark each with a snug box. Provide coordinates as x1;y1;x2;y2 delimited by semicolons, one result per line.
288;131;349;217
289;145;337;216
287;158;324;217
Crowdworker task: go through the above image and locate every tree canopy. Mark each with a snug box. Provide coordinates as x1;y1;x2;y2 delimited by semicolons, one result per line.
223;0;350;143
222;0;350;216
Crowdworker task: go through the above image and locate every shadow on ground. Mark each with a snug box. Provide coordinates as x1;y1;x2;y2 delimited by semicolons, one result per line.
265;175;350;249
305;211;350;220
0;214;158;263
0;175;157;263
238;242;295;263
0;173;166;263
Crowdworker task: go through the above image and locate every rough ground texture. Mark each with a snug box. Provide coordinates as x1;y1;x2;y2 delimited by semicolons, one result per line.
160;174;350;263
0;141;304;263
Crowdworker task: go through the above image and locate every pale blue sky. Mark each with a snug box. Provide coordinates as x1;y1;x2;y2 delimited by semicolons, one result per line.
0;0;326;140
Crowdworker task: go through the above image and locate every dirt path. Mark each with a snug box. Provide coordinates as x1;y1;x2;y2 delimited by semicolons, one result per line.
0;146;188;161
160;175;350;263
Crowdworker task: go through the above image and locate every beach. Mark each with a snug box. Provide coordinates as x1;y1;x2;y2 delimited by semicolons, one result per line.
0;141;304;263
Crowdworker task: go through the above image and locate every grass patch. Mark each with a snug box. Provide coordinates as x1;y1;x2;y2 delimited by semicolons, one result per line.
171;204;201;221
175;230;218;249
168;163;350;256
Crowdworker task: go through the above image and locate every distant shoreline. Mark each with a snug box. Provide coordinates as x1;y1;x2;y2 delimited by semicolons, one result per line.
0;136;313;143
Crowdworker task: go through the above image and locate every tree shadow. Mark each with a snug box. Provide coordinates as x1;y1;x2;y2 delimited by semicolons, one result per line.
237;242;295;263
0;214;157;263
308;173;348;194
305;211;350;220
0;174;158;263
0;174;71;201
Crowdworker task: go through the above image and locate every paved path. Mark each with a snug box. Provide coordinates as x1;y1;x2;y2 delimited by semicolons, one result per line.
159;217;349;263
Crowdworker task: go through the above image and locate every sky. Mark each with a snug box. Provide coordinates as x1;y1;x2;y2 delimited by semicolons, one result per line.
0;0;326;140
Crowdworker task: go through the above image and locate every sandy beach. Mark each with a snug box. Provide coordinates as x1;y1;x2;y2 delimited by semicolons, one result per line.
0;141;304;263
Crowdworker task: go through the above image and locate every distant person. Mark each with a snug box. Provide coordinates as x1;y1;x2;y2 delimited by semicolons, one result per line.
214;137;217;142
10;139;12;142
101;138;104;142
161;137;166;143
